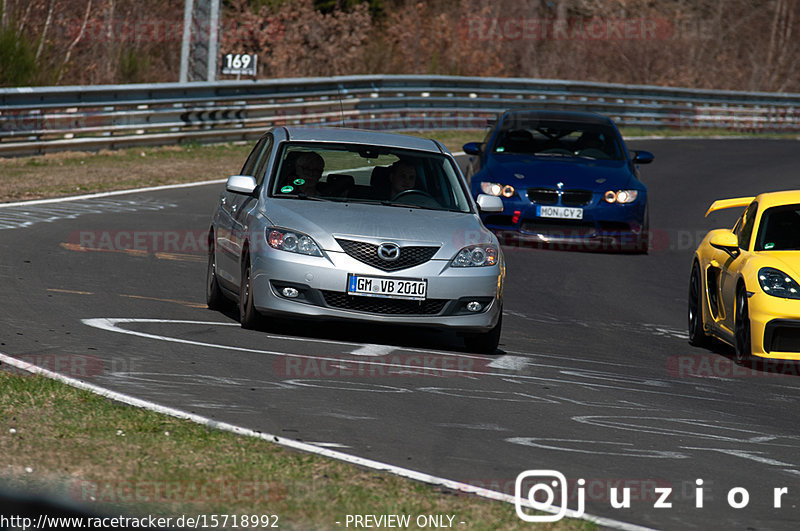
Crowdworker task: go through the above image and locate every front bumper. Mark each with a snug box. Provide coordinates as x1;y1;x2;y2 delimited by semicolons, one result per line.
250;247;503;332
748;291;800;360
481;194;645;251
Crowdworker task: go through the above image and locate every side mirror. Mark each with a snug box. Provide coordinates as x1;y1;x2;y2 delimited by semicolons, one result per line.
463;142;482;156
476;194;503;213
226;175;257;195
709;229;740;258
632;150;654;164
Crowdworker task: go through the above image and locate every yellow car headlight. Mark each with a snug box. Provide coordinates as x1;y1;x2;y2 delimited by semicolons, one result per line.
758;267;800;299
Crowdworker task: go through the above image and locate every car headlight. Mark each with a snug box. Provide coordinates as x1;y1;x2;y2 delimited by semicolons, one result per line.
758;267;800;299
604;190;638;204
480;182;515;198
451;244;498;267
266;228;323;256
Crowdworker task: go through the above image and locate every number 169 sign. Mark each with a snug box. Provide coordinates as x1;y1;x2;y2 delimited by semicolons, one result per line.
221;53;257;76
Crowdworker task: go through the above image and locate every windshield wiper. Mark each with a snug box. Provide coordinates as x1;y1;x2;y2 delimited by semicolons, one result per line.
533;152;576;158
283;193;336;202
379;201;425;209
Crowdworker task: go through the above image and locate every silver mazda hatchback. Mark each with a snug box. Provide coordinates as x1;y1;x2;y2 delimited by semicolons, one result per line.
206;127;505;352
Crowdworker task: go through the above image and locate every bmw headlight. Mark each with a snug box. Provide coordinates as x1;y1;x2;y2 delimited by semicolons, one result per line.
480;182;515;198
451;245;499;267
758;267;800;299
266;228;323;256
604;190;638;204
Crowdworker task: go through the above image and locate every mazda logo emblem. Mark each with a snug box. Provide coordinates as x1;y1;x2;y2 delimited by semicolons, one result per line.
377;242;400;261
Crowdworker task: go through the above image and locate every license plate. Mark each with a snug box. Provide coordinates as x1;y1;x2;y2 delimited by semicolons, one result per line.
347;274;427;300
536;205;584;219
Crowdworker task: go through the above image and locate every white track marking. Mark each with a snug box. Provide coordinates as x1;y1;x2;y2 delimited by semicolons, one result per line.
307;442;351;449
679;448;794;467
436;423;509;431
80;318;735;402
0;179;225;209
506;438;688;459
0;198;177;230
0;350;653;531
573;416;796;446
350;344;396;357
487;355;529;370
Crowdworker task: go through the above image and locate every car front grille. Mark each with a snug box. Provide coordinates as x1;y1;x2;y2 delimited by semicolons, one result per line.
526;188;593;206
336;239;439;271
321;291;448;315
562;190;593;206
527;188;558;204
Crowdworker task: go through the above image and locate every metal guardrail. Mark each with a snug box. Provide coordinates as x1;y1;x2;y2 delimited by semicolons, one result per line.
1;75;800;156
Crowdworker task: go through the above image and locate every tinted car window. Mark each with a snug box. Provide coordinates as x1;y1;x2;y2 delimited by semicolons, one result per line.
492;119;623;161
253;134;274;186
754;204;800;251
240;136;268;176
737;201;758;250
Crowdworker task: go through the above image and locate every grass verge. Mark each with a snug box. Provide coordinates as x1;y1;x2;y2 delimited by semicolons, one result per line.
0;370;591;530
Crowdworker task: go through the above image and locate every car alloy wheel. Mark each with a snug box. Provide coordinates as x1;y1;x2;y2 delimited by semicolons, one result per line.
688;262;709;347
734;286;751;365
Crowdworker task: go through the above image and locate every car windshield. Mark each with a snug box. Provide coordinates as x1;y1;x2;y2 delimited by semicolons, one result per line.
755;204;800;251
491;119;623;161
269;142;473;213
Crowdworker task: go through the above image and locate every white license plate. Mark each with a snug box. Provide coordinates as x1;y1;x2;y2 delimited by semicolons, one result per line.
347;274;427;300
536;205;584;219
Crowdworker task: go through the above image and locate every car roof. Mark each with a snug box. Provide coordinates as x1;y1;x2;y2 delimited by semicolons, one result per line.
281;126;443;153
498;109;615;127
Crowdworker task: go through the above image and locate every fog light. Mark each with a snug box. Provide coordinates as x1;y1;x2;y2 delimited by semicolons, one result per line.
281;287;300;298
465;301;483;312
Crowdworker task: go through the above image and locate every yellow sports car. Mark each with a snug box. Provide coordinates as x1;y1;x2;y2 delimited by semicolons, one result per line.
690;190;800;363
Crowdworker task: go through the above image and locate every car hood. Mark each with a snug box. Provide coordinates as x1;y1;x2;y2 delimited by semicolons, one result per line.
487;155;634;190
264;199;496;256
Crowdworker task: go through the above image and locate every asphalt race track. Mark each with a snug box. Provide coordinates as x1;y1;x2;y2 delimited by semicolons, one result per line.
2;138;800;530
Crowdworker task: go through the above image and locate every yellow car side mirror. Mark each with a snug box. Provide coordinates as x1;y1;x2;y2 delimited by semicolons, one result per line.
709;230;740;258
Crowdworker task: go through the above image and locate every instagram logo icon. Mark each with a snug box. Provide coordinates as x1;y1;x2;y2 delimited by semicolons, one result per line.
514;470;585;522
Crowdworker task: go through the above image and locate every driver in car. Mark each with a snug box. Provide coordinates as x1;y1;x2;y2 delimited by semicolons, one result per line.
388;160;417;199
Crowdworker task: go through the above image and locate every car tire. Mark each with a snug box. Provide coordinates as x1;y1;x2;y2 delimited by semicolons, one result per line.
734;285;752;365
633;208;650;254
464;311;502;354
206;237;226;311
688;261;709;347
239;252;262;330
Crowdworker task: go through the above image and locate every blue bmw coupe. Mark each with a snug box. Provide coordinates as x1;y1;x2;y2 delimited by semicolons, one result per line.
464;109;654;252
